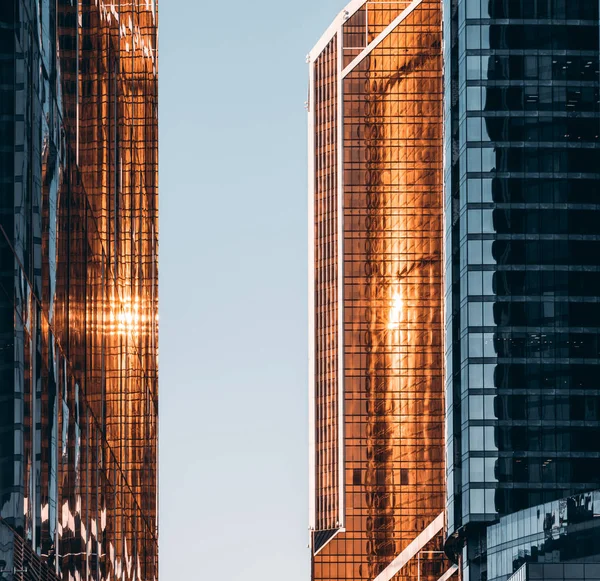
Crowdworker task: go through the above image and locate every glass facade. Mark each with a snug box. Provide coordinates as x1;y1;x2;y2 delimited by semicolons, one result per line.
0;0;158;579
309;1;450;579
487;491;600;581
313;34;340;534
508;563;600;581
444;0;600;578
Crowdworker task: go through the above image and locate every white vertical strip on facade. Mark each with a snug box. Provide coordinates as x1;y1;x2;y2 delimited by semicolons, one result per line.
336;22;346;530
76;0;80;165
307;56;316;533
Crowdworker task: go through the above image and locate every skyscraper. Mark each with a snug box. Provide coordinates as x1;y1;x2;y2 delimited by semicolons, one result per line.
0;1;158;579
443;0;600;579
308;2;453;580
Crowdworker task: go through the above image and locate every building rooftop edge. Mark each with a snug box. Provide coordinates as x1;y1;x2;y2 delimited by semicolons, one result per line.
308;0;365;62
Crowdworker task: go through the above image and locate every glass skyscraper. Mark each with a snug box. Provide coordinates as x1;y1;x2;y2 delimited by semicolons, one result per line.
310;0;600;580
0;0;158;579
444;0;600;579
308;2;455;580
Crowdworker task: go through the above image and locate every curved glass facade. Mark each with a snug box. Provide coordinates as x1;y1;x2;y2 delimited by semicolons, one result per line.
487;491;600;581
444;0;600;576
0;0;158;579
309;2;450;580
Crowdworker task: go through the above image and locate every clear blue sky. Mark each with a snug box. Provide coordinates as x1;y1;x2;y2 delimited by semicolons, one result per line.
159;1;346;579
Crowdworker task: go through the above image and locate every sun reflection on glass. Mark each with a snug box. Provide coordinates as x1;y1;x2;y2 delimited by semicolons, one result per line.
387;292;403;330
103;295;155;337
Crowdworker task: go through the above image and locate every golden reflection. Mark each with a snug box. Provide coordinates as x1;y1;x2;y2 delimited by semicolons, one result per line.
109;296;152;337
54;0;159;577
311;1;447;580
387;292;403;330
87;294;156;337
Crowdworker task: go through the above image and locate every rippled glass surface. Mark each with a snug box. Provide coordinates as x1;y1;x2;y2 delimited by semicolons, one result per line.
0;0;158;579
310;1;448;579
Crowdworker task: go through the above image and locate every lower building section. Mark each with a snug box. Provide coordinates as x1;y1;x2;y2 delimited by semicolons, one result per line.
0;519;59;581
312;523;450;581
453;490;600;581
487;491;600;581
508;563;600;581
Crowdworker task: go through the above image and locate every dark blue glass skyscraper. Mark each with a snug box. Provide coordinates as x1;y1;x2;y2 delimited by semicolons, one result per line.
444;0;600;579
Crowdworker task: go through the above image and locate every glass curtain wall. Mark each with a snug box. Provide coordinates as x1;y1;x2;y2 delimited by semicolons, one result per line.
444;1;600;579
309;2;448;580
0;0;158;579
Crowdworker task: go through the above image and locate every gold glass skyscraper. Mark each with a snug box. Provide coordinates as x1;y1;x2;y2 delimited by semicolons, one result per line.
0;0;158;579
308;1;451;580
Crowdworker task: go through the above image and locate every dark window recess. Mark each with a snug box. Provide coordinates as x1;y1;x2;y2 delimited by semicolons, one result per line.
488;0;598;20
488;25;599;52
489;178;600;205
401;469;410;485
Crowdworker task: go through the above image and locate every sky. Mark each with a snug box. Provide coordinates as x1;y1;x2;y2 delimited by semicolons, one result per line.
159;1;347;579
